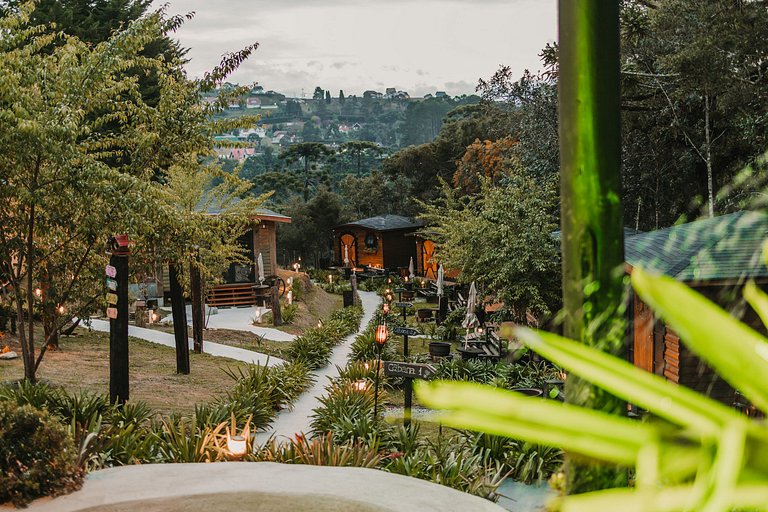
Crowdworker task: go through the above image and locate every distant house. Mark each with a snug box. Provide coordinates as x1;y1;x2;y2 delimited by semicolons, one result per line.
385;87;397;98
228;100;242;110
435;91;448;98
352;122;362;131
338;124;351;135
626;211;768;407
229;147;256;161
261;104;279;111
202;96;218;106
333;215;423;271
363;90;383;99
272;131;287;144
394;91;410;100
251;85;264;94
246;97;262;109
423;93;433;99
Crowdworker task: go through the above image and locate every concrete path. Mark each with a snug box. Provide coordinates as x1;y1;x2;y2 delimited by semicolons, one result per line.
87;319;284;366
263;290;379;440
157;304;296;342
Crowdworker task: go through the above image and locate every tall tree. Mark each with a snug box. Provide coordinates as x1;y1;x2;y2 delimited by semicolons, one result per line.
339;140;384;177
279;142;333;200
312;86;324;100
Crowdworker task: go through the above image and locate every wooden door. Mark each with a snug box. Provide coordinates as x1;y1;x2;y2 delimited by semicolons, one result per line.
633;296;654;372
339;233;357;267
421;239;438;279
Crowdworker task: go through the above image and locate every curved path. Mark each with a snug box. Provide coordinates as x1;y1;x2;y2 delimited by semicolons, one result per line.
87;319;284;367
263;290;379;440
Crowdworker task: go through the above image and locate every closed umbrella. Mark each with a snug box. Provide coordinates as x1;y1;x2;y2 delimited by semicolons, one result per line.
462;281;479;330
408;257;415;279
436;264;444;297
344;245;350;267
257;253;265;284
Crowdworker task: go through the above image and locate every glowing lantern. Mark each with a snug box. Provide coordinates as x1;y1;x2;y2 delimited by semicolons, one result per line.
375;324;388;346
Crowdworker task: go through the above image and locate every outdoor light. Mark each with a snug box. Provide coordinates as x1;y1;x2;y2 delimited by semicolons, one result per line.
34;288;42;298
385;288;392;295
150;312;158;322
375;323;388;346
382;303;390;315
387;277;392;284
364;362;370;371
57;305;65;315
353;380;368;392
287;290;293;305
328;274;333;284
386;293;393;302
373;321;388;421
405;276;409;283
226;435;247;459
318;320;324;328
287;277;293;287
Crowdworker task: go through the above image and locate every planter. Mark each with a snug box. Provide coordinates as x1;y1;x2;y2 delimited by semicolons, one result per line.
429;341;451;358
511;387;544;397
457;346;484;361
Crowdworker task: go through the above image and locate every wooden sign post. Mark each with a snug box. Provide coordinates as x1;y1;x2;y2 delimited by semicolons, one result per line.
108;236;130;405
383;348;432;428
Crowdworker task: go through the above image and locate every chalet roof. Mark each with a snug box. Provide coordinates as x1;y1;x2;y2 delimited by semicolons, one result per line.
196;197;291;223
336;215;423;232
625;211;768;282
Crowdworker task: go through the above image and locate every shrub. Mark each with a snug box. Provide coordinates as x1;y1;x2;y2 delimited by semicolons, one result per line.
0;402;84;506
310;381;388;443
254;433;381;468
280;303;298;324
287;332;332;369
349;326;397;362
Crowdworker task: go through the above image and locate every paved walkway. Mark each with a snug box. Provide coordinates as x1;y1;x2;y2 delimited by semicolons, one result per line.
263;290;379;440
87;319;284;366
157;305;295;342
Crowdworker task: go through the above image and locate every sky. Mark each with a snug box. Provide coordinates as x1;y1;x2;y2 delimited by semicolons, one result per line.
157;0;558;98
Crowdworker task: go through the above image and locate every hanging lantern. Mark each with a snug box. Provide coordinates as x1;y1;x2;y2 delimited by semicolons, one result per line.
375;324;388;346
382;303;390;315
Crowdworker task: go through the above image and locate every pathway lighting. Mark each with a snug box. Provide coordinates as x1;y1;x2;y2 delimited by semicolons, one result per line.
373;322;388;420
57;305;65;315
287;290;293;305
226;435;247;460
317;320;324;328
328;275;333;284
386;293;393;302
382;303;390;315
150;312;158;323
34;288;42;298
353;379;368;392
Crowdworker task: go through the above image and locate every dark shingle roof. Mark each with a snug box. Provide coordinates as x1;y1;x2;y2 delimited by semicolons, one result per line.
625;211;768;282
336;215;423;232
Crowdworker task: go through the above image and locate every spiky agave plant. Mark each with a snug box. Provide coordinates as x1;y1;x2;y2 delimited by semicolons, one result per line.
417;267;768;512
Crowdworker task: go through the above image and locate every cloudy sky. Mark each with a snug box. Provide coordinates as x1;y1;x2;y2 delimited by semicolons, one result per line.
157;0;557;98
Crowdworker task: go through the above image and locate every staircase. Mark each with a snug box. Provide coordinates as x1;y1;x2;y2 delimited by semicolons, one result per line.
206;283;257;307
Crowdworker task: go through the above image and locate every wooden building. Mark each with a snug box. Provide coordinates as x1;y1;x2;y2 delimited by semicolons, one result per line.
626;211;768;407
164;208;291;307
333;215;422;271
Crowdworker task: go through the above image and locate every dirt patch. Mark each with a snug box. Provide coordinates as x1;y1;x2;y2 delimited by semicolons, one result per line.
0;328;247;415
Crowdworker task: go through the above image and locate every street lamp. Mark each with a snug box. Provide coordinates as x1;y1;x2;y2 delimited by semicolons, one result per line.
373;322;388;420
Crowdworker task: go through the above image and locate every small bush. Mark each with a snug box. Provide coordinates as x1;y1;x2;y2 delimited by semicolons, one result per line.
349;325;397;362
281;303;298;324
254;433;381;468
0;402;84;507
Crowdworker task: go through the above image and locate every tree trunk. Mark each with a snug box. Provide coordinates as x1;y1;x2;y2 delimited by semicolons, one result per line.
189;259;203;354
558;0;627;494
704;94;714;218
271;285;282;326
43;309;59;351
169;264;190;374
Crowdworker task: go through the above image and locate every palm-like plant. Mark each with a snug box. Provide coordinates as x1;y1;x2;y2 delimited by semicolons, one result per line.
417;268;768;511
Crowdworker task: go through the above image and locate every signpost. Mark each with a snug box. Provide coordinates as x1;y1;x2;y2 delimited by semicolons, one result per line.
384;360;434;427
107;236;130;406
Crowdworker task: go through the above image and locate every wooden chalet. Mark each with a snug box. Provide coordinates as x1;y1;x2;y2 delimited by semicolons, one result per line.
333;215;422;271
164;208;291;307
626;211;768;408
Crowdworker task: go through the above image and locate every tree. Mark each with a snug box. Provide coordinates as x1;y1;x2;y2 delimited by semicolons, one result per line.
339;140;384;177
0;3;260;381
419;175;560;324
277;189;343;267
339;90;345;104
325;90;331;104
313;86;324;100
279;142;333;200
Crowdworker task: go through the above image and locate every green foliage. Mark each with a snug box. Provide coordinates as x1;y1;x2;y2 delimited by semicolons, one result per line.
419;176;560;324
349;324;397;362
253;433;381;468
418;269;768;511
310;381;388;444
0;402;83;506
431;359;559;391
280;303;298;324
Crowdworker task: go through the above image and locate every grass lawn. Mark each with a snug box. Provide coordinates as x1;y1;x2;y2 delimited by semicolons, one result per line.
0;328;249;415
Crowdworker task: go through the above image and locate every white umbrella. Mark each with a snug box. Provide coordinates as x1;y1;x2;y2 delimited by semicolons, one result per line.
344;245;350;267
257;252;265;284
408;257;415;279
462;281;479;330
436;264;444;297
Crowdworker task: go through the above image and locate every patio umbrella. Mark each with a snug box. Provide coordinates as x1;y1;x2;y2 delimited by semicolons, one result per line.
408;257;415;279
257;252;265;284
344;245;350;267
462;281;479;331
436;264;444;297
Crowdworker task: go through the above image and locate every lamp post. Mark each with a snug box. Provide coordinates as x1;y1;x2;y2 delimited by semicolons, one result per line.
373;321;388;420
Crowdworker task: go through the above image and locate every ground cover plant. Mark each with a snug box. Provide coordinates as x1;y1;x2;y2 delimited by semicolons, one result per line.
286;305;363;369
